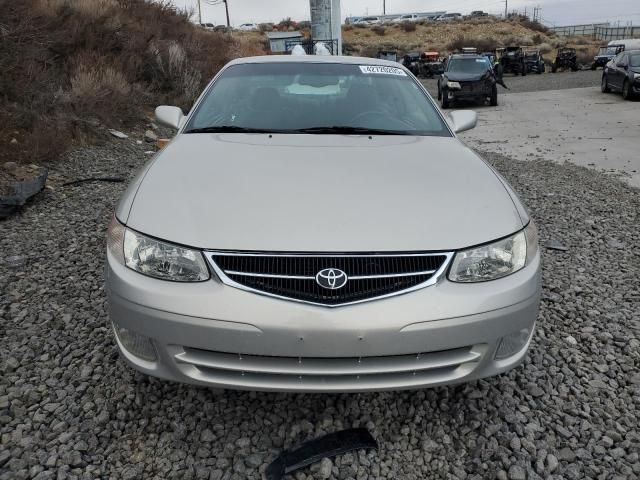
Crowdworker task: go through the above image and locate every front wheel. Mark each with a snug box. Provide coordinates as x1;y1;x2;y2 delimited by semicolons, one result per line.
490;86;498;106
571;63;579;72
591;63;597;71
437;83;442;100
552;63;558;73
622;80;634;100
441;89;450;109
601;75;611;93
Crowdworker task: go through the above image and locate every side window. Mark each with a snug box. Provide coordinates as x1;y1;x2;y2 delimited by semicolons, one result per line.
616;53;627;66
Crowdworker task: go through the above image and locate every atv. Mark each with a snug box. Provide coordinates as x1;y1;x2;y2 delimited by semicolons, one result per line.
419;52;445;78
524;49;545;74
552;47;579;72
401;52;421;76
500;46;527;76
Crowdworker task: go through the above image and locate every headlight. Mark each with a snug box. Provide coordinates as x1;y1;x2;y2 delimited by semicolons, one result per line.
634;73;640;80
121;228;209;282
449;222;538;283
447;81;461;89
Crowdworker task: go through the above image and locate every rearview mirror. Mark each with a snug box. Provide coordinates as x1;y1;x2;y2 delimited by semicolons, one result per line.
155;106;185;130
447;110;477;133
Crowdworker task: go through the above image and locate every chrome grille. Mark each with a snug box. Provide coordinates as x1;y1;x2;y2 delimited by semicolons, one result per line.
205;252;452;306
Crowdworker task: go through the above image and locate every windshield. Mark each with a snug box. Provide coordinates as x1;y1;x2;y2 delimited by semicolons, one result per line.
186;63;450;136
447;57;491;74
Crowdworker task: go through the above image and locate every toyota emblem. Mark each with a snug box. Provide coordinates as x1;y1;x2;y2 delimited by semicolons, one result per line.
315;268;348;290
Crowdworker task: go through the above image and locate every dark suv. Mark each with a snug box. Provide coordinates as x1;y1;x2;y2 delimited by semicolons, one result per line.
592;44;625;70
601;50;640;100
437;53;501;108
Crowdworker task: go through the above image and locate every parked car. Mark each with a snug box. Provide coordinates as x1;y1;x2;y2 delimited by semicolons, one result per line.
609;38;640;51
438;53;503;107
601;50;640;100
592;44;625;70
524;49;545;74
469;10;488;17
354;16;381;25
200;23;215;31
237;23;258;31
436;13;462;22
551;47;578;72
392;14;421;23
106;55;541;392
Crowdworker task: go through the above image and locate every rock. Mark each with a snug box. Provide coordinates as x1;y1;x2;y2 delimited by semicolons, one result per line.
508;465;526;480
108;129;128;139
2;161;17;172
144;130;158;143
244;453;263;468
545;239;568;251
565;335;578;345
557;447;576;462
317;458;333;479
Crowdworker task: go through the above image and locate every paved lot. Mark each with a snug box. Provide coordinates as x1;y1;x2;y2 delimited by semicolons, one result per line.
1;84;639;479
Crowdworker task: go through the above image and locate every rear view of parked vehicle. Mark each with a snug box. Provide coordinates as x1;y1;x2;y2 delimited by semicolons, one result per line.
500;47;527;76
601;50;640;100
592;44;625;70
552;48;578;72
524;49;545;74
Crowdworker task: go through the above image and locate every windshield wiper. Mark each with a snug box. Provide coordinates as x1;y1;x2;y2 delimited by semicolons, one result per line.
184;126;286;134
293;126;410;135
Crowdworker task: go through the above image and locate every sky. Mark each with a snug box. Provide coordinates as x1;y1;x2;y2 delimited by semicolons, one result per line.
174;0;639;27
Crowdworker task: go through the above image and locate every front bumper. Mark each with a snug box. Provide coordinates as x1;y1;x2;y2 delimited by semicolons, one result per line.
106;250;541;392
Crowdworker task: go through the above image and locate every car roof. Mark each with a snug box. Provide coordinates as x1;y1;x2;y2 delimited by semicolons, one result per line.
226;55;403;68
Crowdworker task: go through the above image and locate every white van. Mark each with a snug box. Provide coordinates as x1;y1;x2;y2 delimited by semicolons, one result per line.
608;39;640;51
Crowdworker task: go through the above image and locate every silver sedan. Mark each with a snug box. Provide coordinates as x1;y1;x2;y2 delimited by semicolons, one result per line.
106;55;541;392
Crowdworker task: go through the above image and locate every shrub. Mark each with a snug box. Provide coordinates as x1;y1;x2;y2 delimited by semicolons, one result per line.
402;21;416;33
0;0;263;165
371;25;386;36
519;18;549;34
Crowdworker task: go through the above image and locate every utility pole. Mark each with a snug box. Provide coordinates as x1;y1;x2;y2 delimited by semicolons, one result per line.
224;0;230;27
383;0;385;15
504;0;508;19
197;0;202;25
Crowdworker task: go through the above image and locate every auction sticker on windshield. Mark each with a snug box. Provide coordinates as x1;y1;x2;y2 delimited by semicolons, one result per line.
359;65;407;76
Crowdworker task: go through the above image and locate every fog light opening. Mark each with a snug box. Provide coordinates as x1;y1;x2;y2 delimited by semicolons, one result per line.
113;324;157;362
495;328;531;360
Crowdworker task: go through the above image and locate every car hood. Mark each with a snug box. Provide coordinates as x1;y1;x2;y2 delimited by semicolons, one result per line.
445;72;487;82
124;134;524;251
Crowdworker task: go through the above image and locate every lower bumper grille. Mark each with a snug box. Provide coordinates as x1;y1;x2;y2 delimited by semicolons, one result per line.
174;346;484;391
204;252;452;306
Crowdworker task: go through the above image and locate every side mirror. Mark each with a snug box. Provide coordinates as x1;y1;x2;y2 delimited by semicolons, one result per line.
447;110;477;133
155;106;185;130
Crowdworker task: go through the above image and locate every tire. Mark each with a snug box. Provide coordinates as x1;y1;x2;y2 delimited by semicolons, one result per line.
591;63;597;71
601;75;611;93
521;64;527;76
537;64;543;74
490;86;498;106
437;83;442;100
441;89;450;109
552;63;558;73
622;80;634;100
571;62;579;72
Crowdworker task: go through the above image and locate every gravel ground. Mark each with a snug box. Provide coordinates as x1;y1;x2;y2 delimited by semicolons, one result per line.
421;69;602;98
1;134;639;480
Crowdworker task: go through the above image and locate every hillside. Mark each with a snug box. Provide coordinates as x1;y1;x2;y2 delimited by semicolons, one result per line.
341;16;600;63
0;0;264;168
